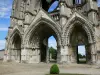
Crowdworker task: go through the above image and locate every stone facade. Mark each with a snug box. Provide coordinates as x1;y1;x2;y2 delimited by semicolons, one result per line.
4;0;100;64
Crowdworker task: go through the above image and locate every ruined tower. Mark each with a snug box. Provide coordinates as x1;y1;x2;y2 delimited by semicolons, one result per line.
4;0;100;64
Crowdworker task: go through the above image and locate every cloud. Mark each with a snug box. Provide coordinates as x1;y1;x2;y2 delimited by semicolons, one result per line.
0;28;8;31
0;40;6;50
78;46;86;55
98;0;100;7
48;37;57;49
49;42;57;49
0;0;13;18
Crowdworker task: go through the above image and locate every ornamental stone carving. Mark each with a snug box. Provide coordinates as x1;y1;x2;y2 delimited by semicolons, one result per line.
4;0;100;64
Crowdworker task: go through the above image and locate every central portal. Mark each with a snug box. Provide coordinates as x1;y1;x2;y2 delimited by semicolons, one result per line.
29;22;59;63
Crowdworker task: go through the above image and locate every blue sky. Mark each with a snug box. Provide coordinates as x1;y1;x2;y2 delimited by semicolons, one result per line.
0;0;100;55
48;36;57;49
0;0;13;50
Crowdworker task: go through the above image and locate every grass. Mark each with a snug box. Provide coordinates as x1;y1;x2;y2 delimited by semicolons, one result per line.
78;61;86;64
46;73;87;75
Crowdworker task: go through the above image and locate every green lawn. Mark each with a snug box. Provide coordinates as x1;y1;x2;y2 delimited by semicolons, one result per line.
46;73;87;75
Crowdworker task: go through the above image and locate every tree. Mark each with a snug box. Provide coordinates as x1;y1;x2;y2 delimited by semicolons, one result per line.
82;55;86;58
49;47;57;60
78;53;83;58
78;53;86;58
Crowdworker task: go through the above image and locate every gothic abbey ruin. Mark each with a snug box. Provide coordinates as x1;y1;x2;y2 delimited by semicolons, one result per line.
4;0;100;64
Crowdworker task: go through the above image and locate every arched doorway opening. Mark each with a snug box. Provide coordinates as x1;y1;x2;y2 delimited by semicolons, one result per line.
12;33;21;62
29;23;59;63
78;45;86;64
70;25;91;64
48;36;57;63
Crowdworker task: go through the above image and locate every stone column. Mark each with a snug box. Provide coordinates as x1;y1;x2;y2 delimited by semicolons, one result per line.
37;48;40;63
3;38;8;62
45;38;49;63
6;27;13;61
60;0;67;26
21;39;29;63
21;48;27;63
46;47;49;63
90;43;97;64
57;46;61;63
97;51;100;64
60;45;70;63
69;46;76;63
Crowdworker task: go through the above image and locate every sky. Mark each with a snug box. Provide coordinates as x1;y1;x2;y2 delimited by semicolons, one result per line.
0;0;100;55
0;0;13;50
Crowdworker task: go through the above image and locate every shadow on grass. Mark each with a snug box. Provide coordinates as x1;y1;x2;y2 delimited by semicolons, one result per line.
46;73;87;75
78;61;86;64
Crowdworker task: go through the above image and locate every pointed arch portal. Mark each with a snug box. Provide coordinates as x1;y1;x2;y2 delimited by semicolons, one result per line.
11;32;21;62
69;24;92;64
28;22;60;63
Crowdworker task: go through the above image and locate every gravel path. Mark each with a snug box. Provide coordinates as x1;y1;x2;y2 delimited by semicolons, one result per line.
0;61;100;75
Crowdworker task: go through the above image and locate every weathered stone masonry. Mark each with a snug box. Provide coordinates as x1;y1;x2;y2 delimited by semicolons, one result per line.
4;0;100;64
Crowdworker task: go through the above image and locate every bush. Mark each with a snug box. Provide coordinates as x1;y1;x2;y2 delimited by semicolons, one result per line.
50;64;60;74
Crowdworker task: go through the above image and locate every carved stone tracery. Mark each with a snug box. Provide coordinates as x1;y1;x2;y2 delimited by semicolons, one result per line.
5;0;100;64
